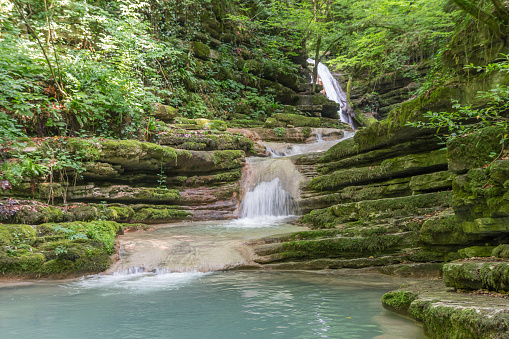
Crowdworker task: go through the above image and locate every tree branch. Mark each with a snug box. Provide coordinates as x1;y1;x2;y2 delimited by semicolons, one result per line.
13;0;67;97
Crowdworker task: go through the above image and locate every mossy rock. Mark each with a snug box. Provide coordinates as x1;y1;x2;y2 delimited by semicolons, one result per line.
462;217;509;234
0;224;37;247
319;138;358;163
443;261;483;290
0;221;124;277
444;261;509;292
353;86;456;152
408;294;509;338
448;126;507;174
310;150;448;191
158;131;253;153
458;246;495;258
152;103;177;122
98;139;181;171
191;41;211;59
381;291;418;315
255;234;402;260
301;191;452;229
270;113;321;128
492;244;509;259
263;117;285;128
419;212;478;245
131;207;190;223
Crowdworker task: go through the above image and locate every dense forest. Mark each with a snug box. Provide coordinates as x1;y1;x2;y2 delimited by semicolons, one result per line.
0;0;503;136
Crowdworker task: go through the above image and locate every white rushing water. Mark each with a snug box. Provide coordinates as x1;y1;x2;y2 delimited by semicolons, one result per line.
308;58;354;127
241;131;355;220
263;130;356;158
240;178;295;218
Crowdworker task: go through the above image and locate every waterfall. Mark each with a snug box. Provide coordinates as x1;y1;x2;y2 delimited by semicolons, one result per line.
239;157;301;219
307;58;354;127
240;178;295;218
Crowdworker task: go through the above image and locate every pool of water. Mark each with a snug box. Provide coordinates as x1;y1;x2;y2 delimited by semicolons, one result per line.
0;271;425;339
0;219;426;338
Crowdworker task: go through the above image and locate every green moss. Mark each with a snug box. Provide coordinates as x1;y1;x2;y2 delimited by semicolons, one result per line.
457;246;495;258
409;298;509;338
214;170;242;182
260;235;401;259
99;139;178;163
131;207;190;222
448;126;507;173
0;224;37;247
419;213;474;245
134;188;181;201
443;262;483;290
107;206;134;221
310;150;447;191
192;41;211;59
320;138;358;163
0;221;125;277
227;119;265;128
270;113;321;127
354;86;455;151
301;127;311;138
213;150;245;169
298;208;343;229
334;192;452;223
160;131;253;152
381;291;418;314
492;244;509;259
40;221;121;254
481;262;509;292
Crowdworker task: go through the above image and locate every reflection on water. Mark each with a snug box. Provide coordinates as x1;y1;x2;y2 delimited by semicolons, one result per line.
0;271;426;339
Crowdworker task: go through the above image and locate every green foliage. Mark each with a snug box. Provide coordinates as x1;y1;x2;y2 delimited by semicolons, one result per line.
328;0;461;79
47;221;120;254
273;127;286;137
408;80;509;146
0;0;192;138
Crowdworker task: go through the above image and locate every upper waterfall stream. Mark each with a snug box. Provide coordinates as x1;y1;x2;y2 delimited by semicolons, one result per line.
308;58;354;126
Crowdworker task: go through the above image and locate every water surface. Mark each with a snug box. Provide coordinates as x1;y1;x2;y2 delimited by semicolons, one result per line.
0;271;425;339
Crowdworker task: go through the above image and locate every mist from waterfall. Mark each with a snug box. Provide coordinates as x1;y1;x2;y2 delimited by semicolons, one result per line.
308;58;354;127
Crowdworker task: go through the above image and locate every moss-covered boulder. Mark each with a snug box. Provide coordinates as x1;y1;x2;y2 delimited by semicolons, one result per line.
447;126;506;173
419;211;478;245
0;221;124;277
381;291;418;314
309;150;448;191
152;103;178;122
493;244;509;259
443;260;509;292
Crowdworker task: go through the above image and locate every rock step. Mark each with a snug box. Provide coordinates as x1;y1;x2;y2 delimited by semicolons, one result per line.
443;260;509;292
382;281;509;338
299;191;453;229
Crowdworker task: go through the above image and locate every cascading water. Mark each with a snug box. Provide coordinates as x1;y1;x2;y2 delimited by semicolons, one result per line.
239;157;302;220
308;58;354;127
240;178;294;218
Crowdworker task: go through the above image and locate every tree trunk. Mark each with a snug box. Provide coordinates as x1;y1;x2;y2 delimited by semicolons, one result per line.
452;0;502;35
